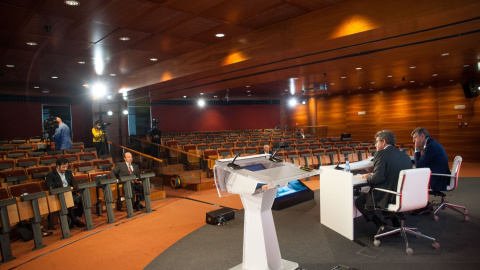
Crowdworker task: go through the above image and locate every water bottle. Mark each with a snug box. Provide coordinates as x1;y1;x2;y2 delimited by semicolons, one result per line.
344;160;350;173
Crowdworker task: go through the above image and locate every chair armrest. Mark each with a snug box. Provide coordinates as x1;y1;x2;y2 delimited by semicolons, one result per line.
430;173;453;177
373;187;398;195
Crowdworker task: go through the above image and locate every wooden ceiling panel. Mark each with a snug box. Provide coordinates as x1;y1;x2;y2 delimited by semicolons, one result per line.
127;6;191;34
108;49;156;75
160;0;229;16
0;0;40;10
0;4;32;32
97;28;151;47
199;0;282;24
286;0;348;11
67;21;118;43
133;34;184;54
8;33;49;53
189;24;252;44
161;16;225;39
41;38;93;56
1;49;37;65
237;3;309;30
20;13;76;38
88;0;157;28
38;0;104;19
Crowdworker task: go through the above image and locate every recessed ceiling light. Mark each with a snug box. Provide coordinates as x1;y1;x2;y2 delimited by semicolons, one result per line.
110;73;116;76
42;90;50;94
330;83;335;86
246;85;250;87
369;89;373;91
64;0;80;6
449;79;454;82
358;87;362;89
441;53;450;56
341;76;346;79
213;95;218;98
78;61;85;64
6;64;14;68
51;76;58;79
26;42;37;46
356;67;362;70
387;75;393;78
432;74;438;76
284;89;288;91
370;82;375;84
215;33;225;37
247;94;251;97
410;66;416;69
247;90;251;92
463;64;470;67
150;58;158;61
200;93;204;95
34;86;39;89
183;96;187;98
119;37;130;41
410;81;415;83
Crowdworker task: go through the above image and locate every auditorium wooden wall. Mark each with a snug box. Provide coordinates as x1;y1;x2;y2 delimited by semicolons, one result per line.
286;84;479;162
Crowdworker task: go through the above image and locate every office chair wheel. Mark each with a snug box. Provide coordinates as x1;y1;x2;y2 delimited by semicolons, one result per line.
433;242;440;249
464;216;470;222
433;215;439;221
406;248;413;255
373;239;381;246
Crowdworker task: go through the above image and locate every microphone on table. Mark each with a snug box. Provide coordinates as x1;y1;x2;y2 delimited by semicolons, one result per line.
227;151;243;170
269;141;286;163
334;153;352;171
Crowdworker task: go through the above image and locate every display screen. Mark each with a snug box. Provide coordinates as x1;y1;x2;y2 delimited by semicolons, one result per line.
243;164;266;172
276;180;308;198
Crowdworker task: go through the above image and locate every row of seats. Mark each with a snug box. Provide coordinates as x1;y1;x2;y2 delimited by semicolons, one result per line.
0;151;105;170
0;158;113;187
0;143;91;160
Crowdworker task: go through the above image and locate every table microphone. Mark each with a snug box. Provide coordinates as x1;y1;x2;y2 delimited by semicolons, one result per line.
227;152;243;170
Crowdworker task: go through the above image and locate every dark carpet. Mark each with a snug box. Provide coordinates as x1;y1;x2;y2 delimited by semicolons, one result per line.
145;178;480;270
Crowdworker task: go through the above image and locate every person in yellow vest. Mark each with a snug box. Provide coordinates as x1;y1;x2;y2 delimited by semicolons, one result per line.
92;120;106;156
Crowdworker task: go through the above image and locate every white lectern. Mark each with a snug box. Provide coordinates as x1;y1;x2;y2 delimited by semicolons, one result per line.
214;154;320;270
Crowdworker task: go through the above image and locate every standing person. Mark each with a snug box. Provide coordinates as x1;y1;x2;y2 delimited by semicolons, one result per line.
354;130;412;235
92;120;106;156
45;158;85;228
109;152;144;211
410;127;450;215
54;117;72;150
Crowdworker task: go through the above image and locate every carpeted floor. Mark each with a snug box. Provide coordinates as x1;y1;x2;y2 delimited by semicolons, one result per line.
145;177;480;270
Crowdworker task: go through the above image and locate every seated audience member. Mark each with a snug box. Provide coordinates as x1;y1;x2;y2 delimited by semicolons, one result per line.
46;158;85;228
410;127;450;215
262;144;272;154
354;130;412;234
109;152;144;211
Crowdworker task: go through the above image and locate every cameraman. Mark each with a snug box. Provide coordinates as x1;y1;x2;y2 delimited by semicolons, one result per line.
92;120;106;156
54;117;72;150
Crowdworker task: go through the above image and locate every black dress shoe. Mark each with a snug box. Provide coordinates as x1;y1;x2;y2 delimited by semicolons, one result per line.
135;203;144;211
74;220;86;227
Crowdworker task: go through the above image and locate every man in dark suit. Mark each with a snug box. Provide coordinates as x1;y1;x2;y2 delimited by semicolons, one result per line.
410;127;451;215
262;144;272;154
354;130;412;235
45;157;85;228
109;152;144;211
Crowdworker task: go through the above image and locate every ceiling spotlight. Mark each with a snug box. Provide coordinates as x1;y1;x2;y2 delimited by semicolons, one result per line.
441;53;450;56
51;76;58;79
110;73;116;76
123;109;129;115
198;99;205;107
410;66;416;69
26;42;37;46
64;0;80;6
301;100;307;105
216;33;225;37
356;67;362;70
78;61;85;64
119;37;130;41
288;98;297;107
183;96;187;98
107;111;113;116
91;82;106;98
6;64;14;68
150;58;158;61
34;86;39;89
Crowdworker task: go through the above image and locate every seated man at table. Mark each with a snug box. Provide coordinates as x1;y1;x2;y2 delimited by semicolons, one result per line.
354;130;412;234
45;157;85;228
109;152;144;211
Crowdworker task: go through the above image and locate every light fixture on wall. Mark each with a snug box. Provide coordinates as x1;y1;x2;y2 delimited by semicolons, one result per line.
198;99;205;107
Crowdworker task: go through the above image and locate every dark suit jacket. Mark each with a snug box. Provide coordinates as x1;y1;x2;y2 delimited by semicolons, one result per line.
414;137;450;191
45;169;75;191
109;162;140;180
365;145;412;210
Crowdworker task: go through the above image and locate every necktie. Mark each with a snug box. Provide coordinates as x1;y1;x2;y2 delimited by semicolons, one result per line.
128;164;133;175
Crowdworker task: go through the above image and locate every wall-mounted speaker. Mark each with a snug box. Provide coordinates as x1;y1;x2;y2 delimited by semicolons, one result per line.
462;80;479;99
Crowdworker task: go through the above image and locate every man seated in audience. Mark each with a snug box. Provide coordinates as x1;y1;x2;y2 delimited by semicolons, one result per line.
410;127;451;215
110;152;144;211
354;130;412;234
46;157;85;228
262;144;272;154
296;128;306;138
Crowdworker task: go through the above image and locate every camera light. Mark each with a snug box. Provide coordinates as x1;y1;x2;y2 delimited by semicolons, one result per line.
107;111;113;116
123;109;128;115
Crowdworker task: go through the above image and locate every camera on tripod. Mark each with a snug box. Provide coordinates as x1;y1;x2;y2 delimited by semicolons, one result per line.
43;116;58;139
98;120;111;131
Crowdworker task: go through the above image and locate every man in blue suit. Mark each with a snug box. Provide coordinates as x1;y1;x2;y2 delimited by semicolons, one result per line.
411;127;451;215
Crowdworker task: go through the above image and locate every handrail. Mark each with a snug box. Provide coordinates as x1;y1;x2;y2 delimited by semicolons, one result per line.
107;141;164;163
128;136;201;158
